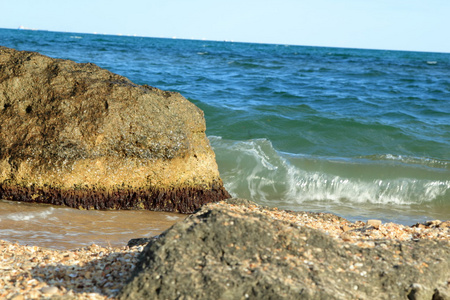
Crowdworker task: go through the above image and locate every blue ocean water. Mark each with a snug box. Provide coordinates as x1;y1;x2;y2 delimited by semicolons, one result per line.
1;28;449;225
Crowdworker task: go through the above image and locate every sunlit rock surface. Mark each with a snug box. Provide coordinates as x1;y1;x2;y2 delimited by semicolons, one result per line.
0;46;230;213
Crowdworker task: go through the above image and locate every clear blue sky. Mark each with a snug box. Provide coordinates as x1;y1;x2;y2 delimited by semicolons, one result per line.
1;0;449;53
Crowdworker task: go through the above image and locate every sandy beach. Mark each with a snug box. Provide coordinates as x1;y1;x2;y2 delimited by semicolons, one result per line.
1;201;449;299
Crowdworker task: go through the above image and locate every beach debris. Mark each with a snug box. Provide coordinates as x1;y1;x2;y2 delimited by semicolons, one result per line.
412;220;450;229
367;219;382;229
40;286;59;295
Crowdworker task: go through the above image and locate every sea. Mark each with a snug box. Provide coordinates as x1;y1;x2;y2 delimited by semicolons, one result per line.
0;28;449;249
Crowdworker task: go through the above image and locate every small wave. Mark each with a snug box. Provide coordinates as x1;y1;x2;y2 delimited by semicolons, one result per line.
301;67;332;73
353;70;389;77
272;91;306;100
227;60;283;70
362;154;449;170
7;208;54;221
210;137;450;208
227;61;260;69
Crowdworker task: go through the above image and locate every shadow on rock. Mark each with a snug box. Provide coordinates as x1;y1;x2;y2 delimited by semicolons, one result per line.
119;199;450;300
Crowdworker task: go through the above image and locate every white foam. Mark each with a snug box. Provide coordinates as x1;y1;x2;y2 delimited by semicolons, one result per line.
7;208;55;221
362;153;449;170
214;137;449;206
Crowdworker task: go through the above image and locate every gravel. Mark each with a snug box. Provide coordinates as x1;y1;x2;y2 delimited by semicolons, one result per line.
1;199;449;299
0;241;143;299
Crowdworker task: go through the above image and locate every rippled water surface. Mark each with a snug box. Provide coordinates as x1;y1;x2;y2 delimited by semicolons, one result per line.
0;200;183;250
0;29;449;248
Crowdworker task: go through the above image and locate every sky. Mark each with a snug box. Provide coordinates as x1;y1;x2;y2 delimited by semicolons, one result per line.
1;0;449;53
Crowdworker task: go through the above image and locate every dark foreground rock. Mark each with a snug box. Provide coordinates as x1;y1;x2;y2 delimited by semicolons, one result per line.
120;199;450;300
0;46;229;213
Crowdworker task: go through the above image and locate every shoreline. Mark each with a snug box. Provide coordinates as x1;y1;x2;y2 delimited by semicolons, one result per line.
0;198;184;251
1;200;449;299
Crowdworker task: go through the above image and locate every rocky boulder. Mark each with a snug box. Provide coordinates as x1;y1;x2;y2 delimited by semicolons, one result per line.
0;46;230;213
120;199;450;300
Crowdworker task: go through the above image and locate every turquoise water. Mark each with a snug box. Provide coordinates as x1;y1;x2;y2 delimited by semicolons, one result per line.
1;28;449;225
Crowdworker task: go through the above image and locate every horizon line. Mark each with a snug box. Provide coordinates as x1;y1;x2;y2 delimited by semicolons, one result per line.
3;26;449;55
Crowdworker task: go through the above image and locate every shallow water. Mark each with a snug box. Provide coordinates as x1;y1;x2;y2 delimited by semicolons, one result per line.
0;200;184;250
211;137;450;225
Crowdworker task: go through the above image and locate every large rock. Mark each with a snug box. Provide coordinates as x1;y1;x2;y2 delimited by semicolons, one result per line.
0;46;230;213
120;199;450;300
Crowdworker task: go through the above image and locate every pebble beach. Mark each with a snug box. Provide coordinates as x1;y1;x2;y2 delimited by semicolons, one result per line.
0;242;142;299
1;201;449;299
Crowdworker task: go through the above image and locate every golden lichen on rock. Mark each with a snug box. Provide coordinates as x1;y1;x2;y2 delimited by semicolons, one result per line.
0;46;230;213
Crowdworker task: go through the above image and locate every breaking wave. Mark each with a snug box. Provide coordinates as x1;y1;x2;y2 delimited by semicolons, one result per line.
210;136;450;209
